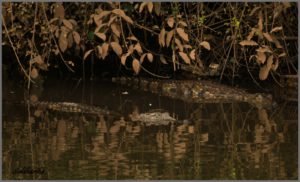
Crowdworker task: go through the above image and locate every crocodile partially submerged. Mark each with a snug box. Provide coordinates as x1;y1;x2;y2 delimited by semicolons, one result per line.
112;77;273;108
28;101;120;116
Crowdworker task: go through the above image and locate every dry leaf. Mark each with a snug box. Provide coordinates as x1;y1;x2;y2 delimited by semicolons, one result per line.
178;20;187;27
249;6;260;16
97;45;102;58
107;16;117;26
147;53;153;62
179;52;191;64
59;32;68;52
175;38;183;52
83;49;94;60
263;32;273;42
111;23;121;37
190;49;196;60
33;55;44;65
147;2;153;13
183;44;192;49
160;55;168;64
159;28;166;47
270;26;283;33
110;42;123;56
98;11;111;19
134;43;143;54
112;9;133;24
278;52;286;57
176;28;189;42
54;3;65;19
259;55;273;80
72;31;80;45
166;30;174;47
67;33;74;48
140;53;147;64
30;68;39;79
258;10;263;31
95;32;106;41
128;44;134;54
271;58;279;71
256;51;266;64
200;41;211;50
247;28;256;40
132;59;140;74
256;46;272;53
167;17;175;28
239;40;258;46
154;3;161;16
94;23;107;33
101;43;109;59
62;19;73;30
121;53;128;65
127;36;138;41
139;2;147;13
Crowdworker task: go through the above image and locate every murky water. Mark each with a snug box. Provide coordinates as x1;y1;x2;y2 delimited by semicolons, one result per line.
2;79;298;180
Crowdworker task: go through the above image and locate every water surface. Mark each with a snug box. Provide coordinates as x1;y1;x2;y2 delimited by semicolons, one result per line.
2;79;298;180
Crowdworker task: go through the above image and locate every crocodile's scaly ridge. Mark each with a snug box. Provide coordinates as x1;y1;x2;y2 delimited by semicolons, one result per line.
112;77;273;108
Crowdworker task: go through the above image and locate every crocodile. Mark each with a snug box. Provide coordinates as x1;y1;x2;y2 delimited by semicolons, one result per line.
112;77;274;108
27;101;120;116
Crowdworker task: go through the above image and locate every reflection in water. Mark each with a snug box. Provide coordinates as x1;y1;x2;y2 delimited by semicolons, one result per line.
2;81;298;180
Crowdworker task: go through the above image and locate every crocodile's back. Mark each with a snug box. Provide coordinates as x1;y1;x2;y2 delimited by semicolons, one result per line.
112;77;273;108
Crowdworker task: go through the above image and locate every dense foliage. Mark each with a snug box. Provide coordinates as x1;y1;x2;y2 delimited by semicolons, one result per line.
2;2;298;86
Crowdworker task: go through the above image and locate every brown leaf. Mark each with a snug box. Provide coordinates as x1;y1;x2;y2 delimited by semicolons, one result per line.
107;16;117;26
249;6;261;16
239;40;258;46
140;53;147;64
147;2;153;13
166;30;174;47
179;52;191;64
167;17;175;28
278;52;286;57
67;33;74;48
256;51;266;64
127;36;138;41
128;45;134;54
72;31;80;45
159;28;166;47
190;49;196;60
154;3;161;16
263;32;273;42
183;44;192;49
97;45;102;58
95;32;106;41
62;19;73;30
270;26;283;33
176;28;189;42
101;43;109;59
33;55;44;65
112;9;133;24
30;68;39;79
110;42;123;56
139;2;147;13
256;46;272;53
271;58;279;71
134;43;143;54
259;55;273;80
58;32;68;52
147;53;153;62
247;28;256;40
132;59;140;74
160;55;168;64
200;41;211;50
121;53;128;65
54;3;65;19
98;11;111;19
83;49;94;60
94;23;107;33
111;23;121;37
175;38;183;52
178;20;187;27
266;55;274;68
258;10;263;31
